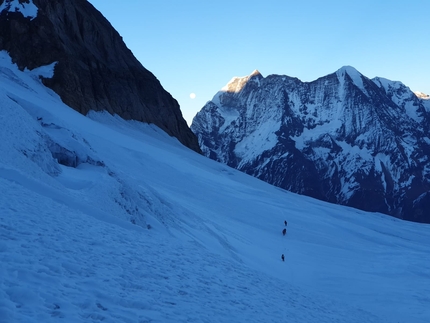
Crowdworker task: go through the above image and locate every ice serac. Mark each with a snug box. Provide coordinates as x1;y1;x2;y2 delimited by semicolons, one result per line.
191;69;430;223
0;0;201;153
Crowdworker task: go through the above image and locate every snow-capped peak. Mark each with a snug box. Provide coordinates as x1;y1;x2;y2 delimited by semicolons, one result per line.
250;69;262;77
335;65;370;95
0;0;38;20
221;70;263;94
414;91;430;100
336;65;361;77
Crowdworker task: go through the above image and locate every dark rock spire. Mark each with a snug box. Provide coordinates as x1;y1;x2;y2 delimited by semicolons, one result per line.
0;0;201;153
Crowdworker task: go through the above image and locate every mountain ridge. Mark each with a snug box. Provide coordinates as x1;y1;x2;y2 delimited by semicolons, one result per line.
0;0;201;152
192;68;430;223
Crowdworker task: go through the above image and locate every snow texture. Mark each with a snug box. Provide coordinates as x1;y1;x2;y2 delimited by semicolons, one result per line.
1;50;430;323
0;0;38;20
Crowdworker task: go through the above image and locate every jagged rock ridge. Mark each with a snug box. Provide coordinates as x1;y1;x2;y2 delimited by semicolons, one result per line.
191;67;430;223
0;0;200;152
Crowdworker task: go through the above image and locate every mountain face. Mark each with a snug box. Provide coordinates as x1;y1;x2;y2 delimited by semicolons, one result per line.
0;0;201;152
191;67;430;223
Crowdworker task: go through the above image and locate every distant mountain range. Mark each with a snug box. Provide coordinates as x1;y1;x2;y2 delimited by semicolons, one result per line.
191;67;430;223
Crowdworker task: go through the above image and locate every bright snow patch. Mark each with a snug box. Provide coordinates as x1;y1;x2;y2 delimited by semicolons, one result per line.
0;0;38;20
336;66;367;94
222;75;249;93
414;91;430;100
235;119;280;164
27;61;58;79
292;119;342;150
221;70;261;94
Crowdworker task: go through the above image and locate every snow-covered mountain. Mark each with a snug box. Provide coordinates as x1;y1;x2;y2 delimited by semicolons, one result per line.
192;67;430;223
1;2;430;321
1;48;430;323
0;0;200;152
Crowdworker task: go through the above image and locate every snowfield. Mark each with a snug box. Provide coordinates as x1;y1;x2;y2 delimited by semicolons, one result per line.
0;50;429;322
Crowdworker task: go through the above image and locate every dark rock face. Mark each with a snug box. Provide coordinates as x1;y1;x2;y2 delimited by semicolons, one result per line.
0;0;201;152
192;68;430;223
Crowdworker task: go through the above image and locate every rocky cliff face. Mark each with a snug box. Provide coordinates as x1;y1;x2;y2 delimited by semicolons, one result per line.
0;0;200;152
192;68;430;223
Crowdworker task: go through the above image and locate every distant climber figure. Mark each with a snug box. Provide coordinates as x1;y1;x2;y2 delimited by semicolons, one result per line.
282;228;286;236
284;220;287;226
281;254;285;261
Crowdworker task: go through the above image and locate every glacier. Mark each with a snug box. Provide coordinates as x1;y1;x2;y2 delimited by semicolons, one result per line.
1;51;430;322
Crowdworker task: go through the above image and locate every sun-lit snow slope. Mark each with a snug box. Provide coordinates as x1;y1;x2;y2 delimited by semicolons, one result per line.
0;50;429;322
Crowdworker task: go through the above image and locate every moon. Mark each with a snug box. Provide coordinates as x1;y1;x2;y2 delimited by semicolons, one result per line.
189;93;196;99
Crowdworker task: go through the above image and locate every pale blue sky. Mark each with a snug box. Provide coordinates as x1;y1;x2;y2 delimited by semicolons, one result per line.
88;0;430;125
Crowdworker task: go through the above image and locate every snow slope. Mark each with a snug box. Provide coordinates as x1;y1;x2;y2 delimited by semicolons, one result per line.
1;50;429;322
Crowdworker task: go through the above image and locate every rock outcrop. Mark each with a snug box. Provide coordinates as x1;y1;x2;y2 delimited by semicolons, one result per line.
0;0;201;152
